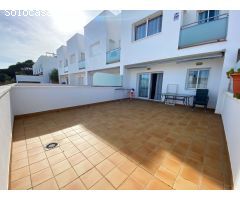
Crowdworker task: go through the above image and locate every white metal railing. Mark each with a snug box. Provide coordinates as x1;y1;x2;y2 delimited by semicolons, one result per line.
179;13;228;48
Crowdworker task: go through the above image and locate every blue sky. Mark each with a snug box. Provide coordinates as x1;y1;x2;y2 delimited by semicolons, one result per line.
0;10;105;69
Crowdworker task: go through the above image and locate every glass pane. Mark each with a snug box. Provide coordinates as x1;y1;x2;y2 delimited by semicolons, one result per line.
197;70;209;89
187;70;198;89
147;16;162;36
209;10;219;21
135;23;146;40
198;11;208;24
138;74;149;98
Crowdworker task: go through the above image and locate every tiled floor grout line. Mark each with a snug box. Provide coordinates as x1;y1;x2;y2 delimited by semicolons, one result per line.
171;138;193;190
40;127;117;189
59;129;89;189
73;127;144;190
53;129;91;189
23;126;33;190
10;122;32;188
75;132;118;190
34;129;62;190
116;163;141;190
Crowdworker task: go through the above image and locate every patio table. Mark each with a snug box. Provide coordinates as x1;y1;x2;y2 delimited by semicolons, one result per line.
161;93;194;106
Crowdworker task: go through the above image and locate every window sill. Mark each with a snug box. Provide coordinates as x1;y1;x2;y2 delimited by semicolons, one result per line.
132;31;162;43
185;88;208;90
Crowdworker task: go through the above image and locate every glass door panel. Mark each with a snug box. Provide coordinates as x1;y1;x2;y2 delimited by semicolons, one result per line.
138;73;150;98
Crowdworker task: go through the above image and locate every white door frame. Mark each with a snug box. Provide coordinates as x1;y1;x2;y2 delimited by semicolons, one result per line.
136;72;151;99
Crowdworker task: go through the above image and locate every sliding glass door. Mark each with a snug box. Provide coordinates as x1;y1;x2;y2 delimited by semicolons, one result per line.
138;73;150;98
138;72;163;100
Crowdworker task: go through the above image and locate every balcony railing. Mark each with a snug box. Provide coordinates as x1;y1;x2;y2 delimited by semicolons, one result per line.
106;48;120;64
78;60;85;69
64;66;68;73
179;13;228;48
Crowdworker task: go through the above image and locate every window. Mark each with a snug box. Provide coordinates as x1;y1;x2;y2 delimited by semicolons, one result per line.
198;10;219;24
147;16;162;36
70;54;76;64
186;69;209;89
135;22;146;40
134;12;163;41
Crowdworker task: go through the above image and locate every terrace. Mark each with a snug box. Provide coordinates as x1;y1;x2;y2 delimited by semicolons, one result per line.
0;84;239;190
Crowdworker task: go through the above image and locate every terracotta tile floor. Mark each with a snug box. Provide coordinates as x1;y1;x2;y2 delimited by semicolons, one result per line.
10;99;232;190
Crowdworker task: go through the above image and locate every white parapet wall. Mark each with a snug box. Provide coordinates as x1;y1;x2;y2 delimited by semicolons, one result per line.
16;75;44;83
221;92;240;189
11;84;128;116
0;84;128;189
0;85;14;190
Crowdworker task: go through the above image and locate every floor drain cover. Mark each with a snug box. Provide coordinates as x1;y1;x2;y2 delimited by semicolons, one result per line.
45;142;58;150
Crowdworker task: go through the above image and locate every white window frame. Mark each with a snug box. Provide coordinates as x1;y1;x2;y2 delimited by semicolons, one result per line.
133;11;163;41
198;10;219;23
185;68;210;90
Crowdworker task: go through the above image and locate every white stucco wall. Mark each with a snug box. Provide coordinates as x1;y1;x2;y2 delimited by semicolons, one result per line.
11;85;128;116
221;92;240;189
0;85;14;190
120;10;228;67
67;33;85;74
84;11;121;71
126;58;223;109
215;11;240;113
57;45;68;76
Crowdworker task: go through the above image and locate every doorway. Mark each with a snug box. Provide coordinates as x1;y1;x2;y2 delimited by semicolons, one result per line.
138;72;163;100
150;73;163;100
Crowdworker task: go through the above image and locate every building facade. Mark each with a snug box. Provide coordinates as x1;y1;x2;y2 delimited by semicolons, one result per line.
56;10;240;113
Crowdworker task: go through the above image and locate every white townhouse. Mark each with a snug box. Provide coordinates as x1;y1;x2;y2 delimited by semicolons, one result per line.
57;11;122;87
120;10;240;113
16;54;57;83
57;34;86;85
57;45;68;84
84;10;122;86
56;10;240;113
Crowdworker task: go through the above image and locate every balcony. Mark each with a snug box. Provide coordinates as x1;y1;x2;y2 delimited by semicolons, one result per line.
78;60;86;70
179;14;228;48
106;48;120;64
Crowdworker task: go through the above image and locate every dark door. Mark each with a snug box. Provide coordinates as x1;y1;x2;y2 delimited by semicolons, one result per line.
150;73;163;100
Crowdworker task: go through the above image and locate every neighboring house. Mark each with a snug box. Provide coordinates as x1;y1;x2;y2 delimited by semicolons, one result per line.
16;54;58;83
57;11;122;87
57;34;86;85
56;10;240;113
84;10;122;86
